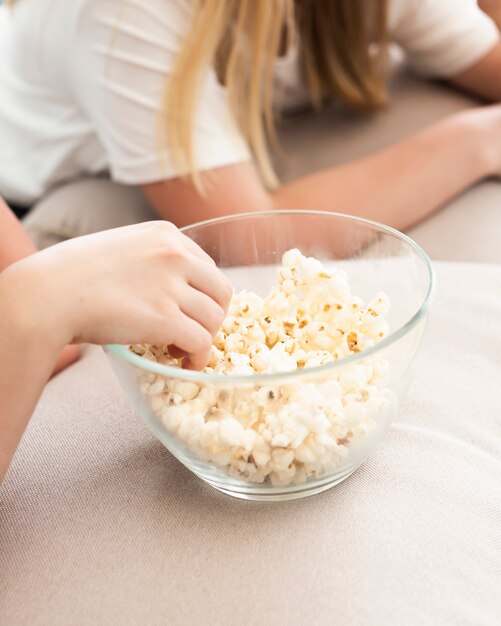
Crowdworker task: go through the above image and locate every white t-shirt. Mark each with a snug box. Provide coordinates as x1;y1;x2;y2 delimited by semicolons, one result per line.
0;0;499;204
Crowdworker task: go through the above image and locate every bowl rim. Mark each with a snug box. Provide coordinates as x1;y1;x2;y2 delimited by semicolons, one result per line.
105;210;436;382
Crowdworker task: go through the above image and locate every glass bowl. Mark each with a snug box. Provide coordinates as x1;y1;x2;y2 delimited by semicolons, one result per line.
105;211;435;501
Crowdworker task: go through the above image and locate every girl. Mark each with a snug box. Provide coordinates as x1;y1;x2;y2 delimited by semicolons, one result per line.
0;196;233;483
1;0;501;245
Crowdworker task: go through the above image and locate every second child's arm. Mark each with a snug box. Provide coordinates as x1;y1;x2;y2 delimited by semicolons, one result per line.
451;41;501;101
143;107;500;231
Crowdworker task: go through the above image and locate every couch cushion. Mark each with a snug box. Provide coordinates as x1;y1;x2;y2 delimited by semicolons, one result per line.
1;261;500;626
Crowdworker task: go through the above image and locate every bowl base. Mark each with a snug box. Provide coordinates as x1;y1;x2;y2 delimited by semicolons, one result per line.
202;466;357;501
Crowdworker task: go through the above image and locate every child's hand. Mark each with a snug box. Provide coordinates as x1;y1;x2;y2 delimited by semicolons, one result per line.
4;222;233;370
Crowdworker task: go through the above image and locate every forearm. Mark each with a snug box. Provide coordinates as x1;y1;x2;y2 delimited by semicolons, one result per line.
145;110;496;232
0;198;80;375
451;41;501;102
274;111;494;230
0;269;65;483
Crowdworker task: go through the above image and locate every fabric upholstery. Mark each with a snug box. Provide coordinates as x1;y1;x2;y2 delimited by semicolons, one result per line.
5;62;500;625
1;262;500;625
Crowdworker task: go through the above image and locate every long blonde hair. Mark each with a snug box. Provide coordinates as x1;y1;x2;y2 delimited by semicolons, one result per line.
7;0;389;187
166;0;389;188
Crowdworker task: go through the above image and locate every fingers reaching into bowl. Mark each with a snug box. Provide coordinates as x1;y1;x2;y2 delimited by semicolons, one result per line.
0;219;233;483
8;221;233;369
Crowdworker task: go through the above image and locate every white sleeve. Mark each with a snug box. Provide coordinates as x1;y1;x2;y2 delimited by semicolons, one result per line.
69;0;250;185
389;0;500;77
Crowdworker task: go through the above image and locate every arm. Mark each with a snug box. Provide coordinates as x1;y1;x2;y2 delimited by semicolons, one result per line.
143;107;500;231
78;0;501;231
389;0;501;102
450;41;501;102
0;199;79;373
428;1;501;101
0;292;62;485
0;221;232;483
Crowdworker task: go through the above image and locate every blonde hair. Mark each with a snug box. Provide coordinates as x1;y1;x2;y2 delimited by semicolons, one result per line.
166;0;389;188
7;0;388;187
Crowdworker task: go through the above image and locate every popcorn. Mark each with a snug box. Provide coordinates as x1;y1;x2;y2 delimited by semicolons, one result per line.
252;450;271;469
170;380;199;401
295;442;317;464
230;365;255;376
161;404;190;432
281;279;296;295
148;378;165;396
267;344;298;373
229;291;264;319
301;257;325;281
224;333;247;353
270;448;295;471
250;345;271;372
282;248;303;269
178;413;204;446
133;249;392;489
150;395;165;412
368;292;391;317
219;418;246;448
271;433;291;448
197;385;218;407
225;352;250;367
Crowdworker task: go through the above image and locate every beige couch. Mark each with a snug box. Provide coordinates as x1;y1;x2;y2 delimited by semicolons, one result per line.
2;64;500;625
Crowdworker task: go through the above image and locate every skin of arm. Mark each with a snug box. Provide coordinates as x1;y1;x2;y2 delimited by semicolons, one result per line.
451;41;501;101
0;221;233;484
142;35;501;229
0;294;62;486
143;106;500;230
0;200;79;373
